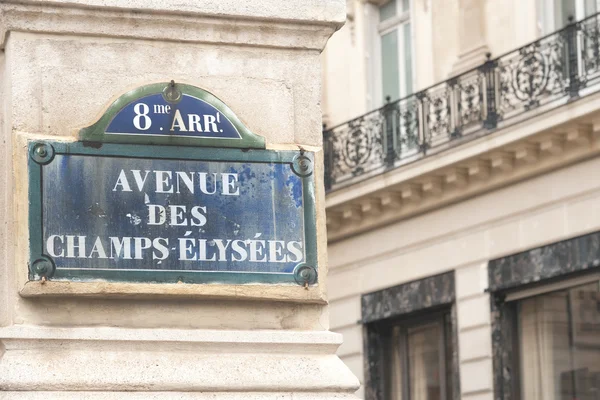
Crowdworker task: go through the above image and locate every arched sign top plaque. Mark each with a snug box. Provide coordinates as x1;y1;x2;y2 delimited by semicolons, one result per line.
79;81;266;149
27;82;318;291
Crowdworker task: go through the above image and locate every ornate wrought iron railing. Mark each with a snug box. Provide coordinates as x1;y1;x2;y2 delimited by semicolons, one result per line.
323;13;600;192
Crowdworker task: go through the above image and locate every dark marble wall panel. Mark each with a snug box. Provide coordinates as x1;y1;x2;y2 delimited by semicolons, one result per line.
362;271;456;400
450;304;461;400
361;271;455;324
489;231;600;400
488;231;600;292
363;324;385;400
491;295;518;400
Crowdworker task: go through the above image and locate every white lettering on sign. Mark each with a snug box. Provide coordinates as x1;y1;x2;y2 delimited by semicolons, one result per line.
46;234;304;263
176;237;303;263
169;110;222;133
133;103;152;131
46;167;304;265
153;104;171;114
111;169;240;196
46;235;171;261
130;101;225;134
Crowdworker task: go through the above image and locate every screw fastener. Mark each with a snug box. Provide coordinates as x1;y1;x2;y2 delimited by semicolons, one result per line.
36;147;47;157
32;257;54;279
30;142;55;165
292;154;313;177
162;80;182;104
293;264;317;286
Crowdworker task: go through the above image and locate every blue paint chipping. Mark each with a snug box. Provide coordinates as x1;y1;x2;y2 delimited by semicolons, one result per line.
286;174;303;208
41;155;306;274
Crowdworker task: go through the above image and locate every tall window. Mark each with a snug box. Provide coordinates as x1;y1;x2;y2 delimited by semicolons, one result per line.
507;277;600;400
380;312;454;400
539;0;599;33
378;0;413;103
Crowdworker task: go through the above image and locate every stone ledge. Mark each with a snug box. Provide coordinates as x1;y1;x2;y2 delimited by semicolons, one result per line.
19;280;327;304
0;326;342;346
0;327;360;392
0;2;342;50
4;0;347;25
0;392;359;400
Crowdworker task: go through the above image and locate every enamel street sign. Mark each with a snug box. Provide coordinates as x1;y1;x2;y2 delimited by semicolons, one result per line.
28;82;318;286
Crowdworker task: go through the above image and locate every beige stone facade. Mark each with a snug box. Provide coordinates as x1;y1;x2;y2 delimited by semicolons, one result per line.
0;0;360;398
322;0;545;127
323;0;600;399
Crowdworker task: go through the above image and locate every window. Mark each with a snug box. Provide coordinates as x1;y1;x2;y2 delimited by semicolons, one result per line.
377;0;413;104
539;0;599;33
489;231;600;400
381;313;455;400
494;274;600;400
515;278;600;400
361;272;458;400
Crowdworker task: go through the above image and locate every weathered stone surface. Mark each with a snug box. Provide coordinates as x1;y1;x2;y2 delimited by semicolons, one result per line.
1;393;358;400
0;327;359;392
0;0;358;397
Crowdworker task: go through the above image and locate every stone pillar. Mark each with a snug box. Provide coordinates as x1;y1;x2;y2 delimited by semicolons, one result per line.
451;0;490;75
0;1;359;399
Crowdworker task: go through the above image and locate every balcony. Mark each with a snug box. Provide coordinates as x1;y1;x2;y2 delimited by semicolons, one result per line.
324;14;600;241
324;13;600;193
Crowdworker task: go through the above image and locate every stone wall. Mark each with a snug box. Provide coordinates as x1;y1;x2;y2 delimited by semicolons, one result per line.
0;1;361;398
328;154;600;399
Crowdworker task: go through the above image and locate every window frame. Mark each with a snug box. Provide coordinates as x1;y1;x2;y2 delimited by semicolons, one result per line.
367;0;416;110
488;230;600;400
494;274;600;400
377;310;454;400
538;0;600;34
361;271;459;400
505;272;600;302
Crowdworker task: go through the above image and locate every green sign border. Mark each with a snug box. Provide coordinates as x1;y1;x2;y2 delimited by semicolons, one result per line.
28;140;318;286
78;82;266;149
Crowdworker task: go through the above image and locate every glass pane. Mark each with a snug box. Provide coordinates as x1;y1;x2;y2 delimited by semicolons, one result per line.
403;22;413;96
556;0;576;27
380;0;397;22
408;323;443;400
584;0;597;16
386;326;404;400
381;29;400;102
519;281;600;400
402;0;410;12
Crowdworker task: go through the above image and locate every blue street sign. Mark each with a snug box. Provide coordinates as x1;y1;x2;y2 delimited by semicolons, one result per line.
106;93;242;139
27;83;318;286
78;82;266;149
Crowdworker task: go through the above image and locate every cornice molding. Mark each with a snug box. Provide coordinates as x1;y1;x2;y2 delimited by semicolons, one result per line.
326;102;600;242
2;0;347;26
0;2;341;50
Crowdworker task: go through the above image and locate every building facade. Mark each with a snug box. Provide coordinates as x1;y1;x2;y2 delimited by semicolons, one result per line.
322;1;600;400
0;1;360;398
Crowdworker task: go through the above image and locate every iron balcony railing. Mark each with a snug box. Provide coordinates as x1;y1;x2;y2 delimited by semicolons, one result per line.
324;13;600;192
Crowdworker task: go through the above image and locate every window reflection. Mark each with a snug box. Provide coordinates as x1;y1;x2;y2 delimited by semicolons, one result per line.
384;314;453;400
408;323;442;400
519;281;600;400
